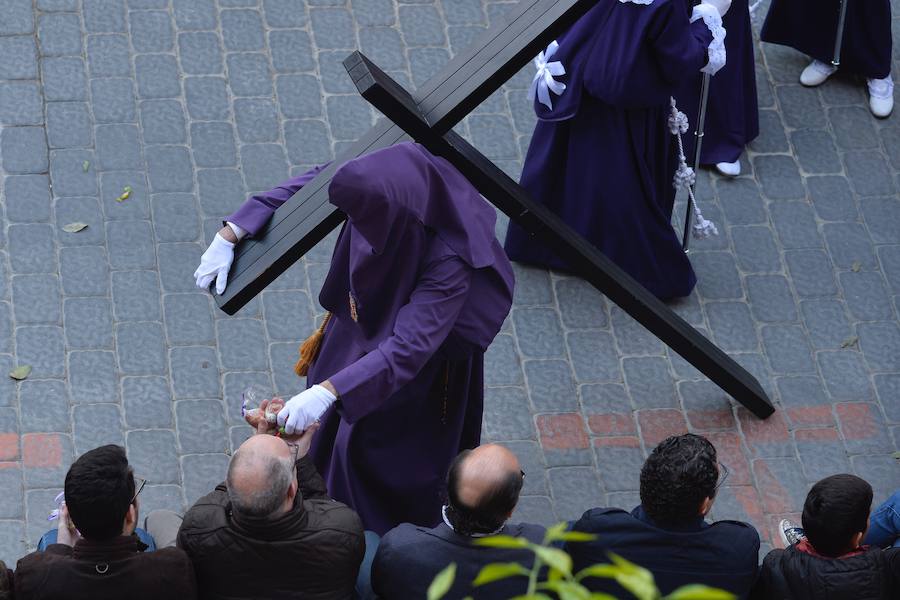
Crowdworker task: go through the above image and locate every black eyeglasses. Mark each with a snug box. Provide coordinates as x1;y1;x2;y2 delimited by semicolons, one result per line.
714;462;729;493
131;478;147;504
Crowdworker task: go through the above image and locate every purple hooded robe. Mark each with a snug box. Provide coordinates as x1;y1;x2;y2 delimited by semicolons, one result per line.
677;0;759;165
761;0;893;79
503;0;717;299
226;143;515;534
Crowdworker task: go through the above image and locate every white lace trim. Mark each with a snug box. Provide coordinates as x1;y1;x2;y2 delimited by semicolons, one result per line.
691;3;726;76
668;97;718;240
618;0;655;4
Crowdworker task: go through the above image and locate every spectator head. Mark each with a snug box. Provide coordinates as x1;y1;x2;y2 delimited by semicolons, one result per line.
802;474;872;557
227;434;297;519
639;434;720;527
64;445;139;541
445;444;525;536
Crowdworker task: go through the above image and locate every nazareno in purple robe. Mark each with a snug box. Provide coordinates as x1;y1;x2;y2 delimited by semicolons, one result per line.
226;143;515;535
677;0;759;165
761;0;892;79
504;0;718;300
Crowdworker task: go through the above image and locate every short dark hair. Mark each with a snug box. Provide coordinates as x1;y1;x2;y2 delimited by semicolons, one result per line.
445;450;523;536
802;474;872;557
64;445;135;540
639;434;718;526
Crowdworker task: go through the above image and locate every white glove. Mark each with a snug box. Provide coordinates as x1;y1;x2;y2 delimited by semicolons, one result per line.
700;0;731;17
277;385;336;435
194;233;235;295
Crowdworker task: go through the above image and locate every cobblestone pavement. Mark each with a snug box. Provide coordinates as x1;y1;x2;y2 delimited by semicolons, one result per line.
0;0;898;564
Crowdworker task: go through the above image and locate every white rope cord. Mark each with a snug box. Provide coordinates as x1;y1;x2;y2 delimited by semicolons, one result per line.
668;97;718;240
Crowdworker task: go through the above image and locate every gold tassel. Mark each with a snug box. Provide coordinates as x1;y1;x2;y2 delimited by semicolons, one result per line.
294;312;332;377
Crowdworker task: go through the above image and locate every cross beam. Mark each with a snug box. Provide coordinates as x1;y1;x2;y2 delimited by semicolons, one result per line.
215;0;775;419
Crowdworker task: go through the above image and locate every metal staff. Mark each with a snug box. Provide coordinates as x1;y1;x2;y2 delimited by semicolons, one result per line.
832;0;848;67
682;71;711;251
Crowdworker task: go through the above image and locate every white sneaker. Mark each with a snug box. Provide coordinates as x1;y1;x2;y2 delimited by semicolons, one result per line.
800;59;837;87
715;160;741;177
779;519;806;547
867;76;894;118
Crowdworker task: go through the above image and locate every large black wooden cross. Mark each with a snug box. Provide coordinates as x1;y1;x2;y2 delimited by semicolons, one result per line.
214;0;775;419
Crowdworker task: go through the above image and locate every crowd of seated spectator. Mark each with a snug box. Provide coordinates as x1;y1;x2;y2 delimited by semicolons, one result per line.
0;426;897;599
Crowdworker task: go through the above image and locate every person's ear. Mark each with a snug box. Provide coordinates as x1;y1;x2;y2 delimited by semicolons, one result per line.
850;530;865;549
122;503;138;536
699;496;714;517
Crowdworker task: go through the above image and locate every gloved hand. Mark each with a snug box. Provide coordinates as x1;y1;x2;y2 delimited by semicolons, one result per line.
701;0;731;17
194;234;235;295
277;384;337;435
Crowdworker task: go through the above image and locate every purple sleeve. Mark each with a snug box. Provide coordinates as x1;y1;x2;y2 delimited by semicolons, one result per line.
648;1;714;85
225;164;328;236
327;255;473;424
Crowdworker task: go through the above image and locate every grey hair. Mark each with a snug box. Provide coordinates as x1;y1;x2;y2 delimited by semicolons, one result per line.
226;449;295;518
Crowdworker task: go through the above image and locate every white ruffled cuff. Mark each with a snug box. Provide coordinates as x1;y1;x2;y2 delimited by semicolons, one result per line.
691;3;726;76
225;221;247;241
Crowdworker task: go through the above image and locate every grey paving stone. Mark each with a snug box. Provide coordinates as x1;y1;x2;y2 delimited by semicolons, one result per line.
839;402;892;456
8;225;56;274
73;404;124;455
549;466;604;522
0;356;17;407
706;301;759;353
593;438;644;492
567;330;621;383
879;245;900;293
96;124;144;171
222;9;266;51
185;76;230;120
37;13;82;56
691;251;743;300
753;155;805;200
790;129;841;174
57;246;108;298
19;380;70;433
172;0;218;30
716;178;767;226
182;453;230;505
106;221;156;270
482;386;535;441
784;251;837;303
178;32;224;75
746;275;797;323
226;53;273;96
285;119;332;165
69;350;118;404
135;54;181;99
240;144;289;190
50;149;97;197
761;325;815;375
127;429;180;485
152;194;201;244
507;265;551;307
276;74;323;119
829;106;879;150
217;318;269;370
122;376;174;429
46;102;92;149
874;374;900;422
769;201;822;250
317;50;357;93
269;341;305;396
522;359;578;413
807;176;858;222
146;146;194;193
0;467;25;520
554;277;608;329
130;10;175;52
110;270;161;323
1;127;48;175
264;0;309;27
818;77;867;106
176;400;229;454
857;321;900;372
0;82;43;126
800;298;853;350
839;271;894;322
748;109;788;153
25;488;63;549
87;34;132;77
844;150;896;197
197;168;246;217
326;95;372;141
309;8;355;49
817;351;874;401
0;305;11;355
64;297;113;349
823;222;877;270
398;4;445;46
512;307;565;359
42;57;88;101
261;290;314;342
223;371;273;424
409;47;451;88
269;29;316;73
12;275;60;325
5;175;51;224
776;85;826;129
157;242;203;293
117;321;167;375
623;356;676;409
852;454;900;506
191;122;238;168
610;306;664;356
731;226;781;273
83;0;125;32
233;98;280;143
358;27;405;72
140;100;186;145
21;431;72;488
170;345;221;399
0;36;37;79
860;197;900;244
90;78;137;123
140;484;186;515
483;334;523;386
229;424;253;453
0;0;33;35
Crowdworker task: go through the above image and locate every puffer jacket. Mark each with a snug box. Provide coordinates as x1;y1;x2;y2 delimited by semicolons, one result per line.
177;456;364;600
752;544;900;599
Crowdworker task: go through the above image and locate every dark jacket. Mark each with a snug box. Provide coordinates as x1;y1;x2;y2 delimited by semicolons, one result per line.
13;535;197;600
177;455;365;600
372;521;546;599
567;506;759;599
752;544;900;599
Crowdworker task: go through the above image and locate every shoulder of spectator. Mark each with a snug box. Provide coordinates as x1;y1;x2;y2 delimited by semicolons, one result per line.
708;519;761;542
572;506;630;531
505;521;546;543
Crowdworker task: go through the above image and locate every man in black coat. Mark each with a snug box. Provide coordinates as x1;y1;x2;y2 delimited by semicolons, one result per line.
567;434;759;599
371;444;545;599
177;412;365;600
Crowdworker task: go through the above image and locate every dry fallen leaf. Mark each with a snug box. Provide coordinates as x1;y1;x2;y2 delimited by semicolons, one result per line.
116;186;132;202
62;222;89;233
840;335;859;349
8;365;32;380
893;451;900;461
82;160;90;173
851;261;861;272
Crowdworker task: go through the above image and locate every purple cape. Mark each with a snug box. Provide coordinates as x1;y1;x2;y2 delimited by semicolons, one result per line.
761;0;892;79
505;0;712;299
677;0;759;164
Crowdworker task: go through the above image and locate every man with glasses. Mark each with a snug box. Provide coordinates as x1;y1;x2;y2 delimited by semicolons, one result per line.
13;444;197;599
566;434;759;599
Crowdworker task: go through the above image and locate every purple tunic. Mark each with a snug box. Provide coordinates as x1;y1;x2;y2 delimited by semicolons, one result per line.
761;0;893;79
227;143;515;535
677;0;759;165
504;0;713;299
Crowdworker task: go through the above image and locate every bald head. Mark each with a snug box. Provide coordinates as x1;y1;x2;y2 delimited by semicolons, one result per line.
446;444;524;536
226;435;296;518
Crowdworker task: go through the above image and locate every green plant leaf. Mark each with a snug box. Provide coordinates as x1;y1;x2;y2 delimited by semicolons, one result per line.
605;554;657;600
62;222;89;233
892;451;900;461
472;562;529;586
82;160;90;172
427;563;456;600
664;584;736;600
539;580;591;600
589;594;620;600
840;335;859;349
508;594;554;600
555;531;598;543
575;564;621;581
851;261;861;272
473;535;530;549
116;186;132;202
533;546;572;576
8;365;31;380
